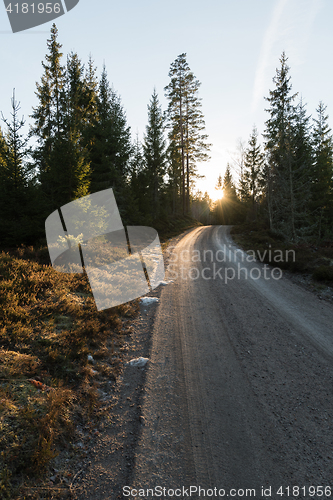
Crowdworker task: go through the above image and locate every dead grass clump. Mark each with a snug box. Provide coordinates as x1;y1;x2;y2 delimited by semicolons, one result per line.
0;381;75;475
95;362;116;379
78;383;100;418
0;350;40;378
31;387;75;470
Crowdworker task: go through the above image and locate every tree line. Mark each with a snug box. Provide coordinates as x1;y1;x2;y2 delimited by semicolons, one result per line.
0;24;211;246
211;52;333;242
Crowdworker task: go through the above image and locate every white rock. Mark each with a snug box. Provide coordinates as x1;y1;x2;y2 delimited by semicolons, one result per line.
129;357;149;367
87;354;95;364
140;297;159;305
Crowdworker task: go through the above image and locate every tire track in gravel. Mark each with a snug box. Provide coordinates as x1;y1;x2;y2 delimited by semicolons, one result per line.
132;225;333;498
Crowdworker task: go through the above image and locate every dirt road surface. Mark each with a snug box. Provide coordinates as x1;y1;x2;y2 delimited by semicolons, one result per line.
77;226;333;499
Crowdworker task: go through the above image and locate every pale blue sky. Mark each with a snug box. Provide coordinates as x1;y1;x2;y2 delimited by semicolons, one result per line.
1;0;332;200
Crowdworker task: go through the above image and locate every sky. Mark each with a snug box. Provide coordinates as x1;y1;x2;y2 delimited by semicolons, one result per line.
1;0;333;201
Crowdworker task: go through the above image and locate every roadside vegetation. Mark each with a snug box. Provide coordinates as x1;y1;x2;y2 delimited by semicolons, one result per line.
0;244;136;499
230;223;333;285
155;215;202;244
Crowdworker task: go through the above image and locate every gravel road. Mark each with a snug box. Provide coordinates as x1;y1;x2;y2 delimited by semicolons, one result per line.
131;225;333;499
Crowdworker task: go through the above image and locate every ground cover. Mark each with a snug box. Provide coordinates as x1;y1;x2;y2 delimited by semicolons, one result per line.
230;223;333;301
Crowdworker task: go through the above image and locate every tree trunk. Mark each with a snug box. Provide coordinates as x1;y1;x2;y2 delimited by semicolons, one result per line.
179;82;185;216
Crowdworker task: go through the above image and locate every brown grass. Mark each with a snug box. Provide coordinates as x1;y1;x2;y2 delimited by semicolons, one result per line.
0;245;138;497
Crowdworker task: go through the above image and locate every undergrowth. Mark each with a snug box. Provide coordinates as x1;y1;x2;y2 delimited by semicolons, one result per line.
0;245;138;498
153;215;202;242
231;223;333;282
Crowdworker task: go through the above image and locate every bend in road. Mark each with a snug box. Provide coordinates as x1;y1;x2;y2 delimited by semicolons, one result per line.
132;226;333;497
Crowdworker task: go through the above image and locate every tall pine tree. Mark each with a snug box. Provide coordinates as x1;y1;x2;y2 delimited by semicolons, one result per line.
164;54;188;214
183;71;211;212
165;53;210;214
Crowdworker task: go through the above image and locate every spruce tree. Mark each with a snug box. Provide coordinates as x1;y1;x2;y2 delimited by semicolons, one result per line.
241;126;265;221
129;134;148;219
215;165;239;224
263;52;299;239
84;55;99;128
290;98;313;237
0;91;36;243
59;51;91;201
30;23;66;211
222;164;237;199
82;55;99;162
108;86;132;189
311;102;333;239
90;65;132;211
215;174;223;192
191;190;211;224
30;23;65;146
31;25;95;214
89;66;113;193
143;89;167;217
213;174;223;223
1;90;28;195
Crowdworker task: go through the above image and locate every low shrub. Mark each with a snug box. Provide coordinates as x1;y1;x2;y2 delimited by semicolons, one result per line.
312;265;333;282
231;224;333;276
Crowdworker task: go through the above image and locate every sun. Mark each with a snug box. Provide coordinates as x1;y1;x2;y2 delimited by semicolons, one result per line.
208;189;224;202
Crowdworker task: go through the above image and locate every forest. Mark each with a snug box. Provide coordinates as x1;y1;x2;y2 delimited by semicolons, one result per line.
206;52;333;243
0;24;211;248
0;25;332;247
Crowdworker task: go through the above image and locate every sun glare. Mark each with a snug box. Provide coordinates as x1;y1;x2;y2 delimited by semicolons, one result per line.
209;189;224;202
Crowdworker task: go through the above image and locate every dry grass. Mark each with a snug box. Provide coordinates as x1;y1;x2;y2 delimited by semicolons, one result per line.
0;245;138;498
